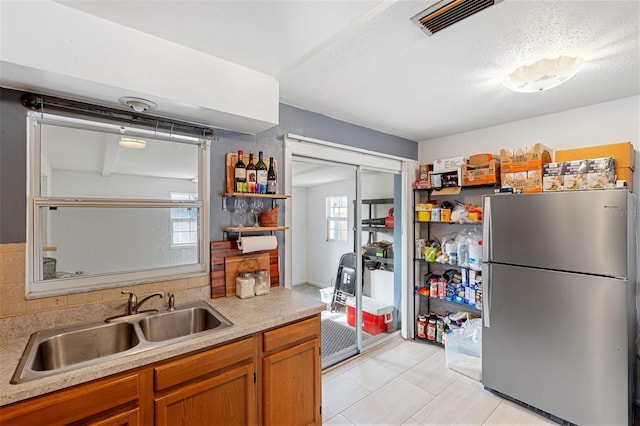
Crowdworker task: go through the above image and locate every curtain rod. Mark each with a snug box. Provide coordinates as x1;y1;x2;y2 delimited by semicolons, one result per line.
20;92;214;139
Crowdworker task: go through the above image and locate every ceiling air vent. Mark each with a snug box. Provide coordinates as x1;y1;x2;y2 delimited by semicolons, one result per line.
411;0;503;36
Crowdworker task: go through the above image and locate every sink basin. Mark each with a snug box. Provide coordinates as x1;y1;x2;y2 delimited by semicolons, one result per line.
139;306;231;342
11;301;233;384
31;322;140;371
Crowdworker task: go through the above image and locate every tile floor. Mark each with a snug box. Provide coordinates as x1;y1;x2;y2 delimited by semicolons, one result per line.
321;336;557;426
292;283;557;425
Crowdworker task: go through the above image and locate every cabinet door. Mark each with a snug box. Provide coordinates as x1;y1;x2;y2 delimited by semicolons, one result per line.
262;338;321;426
0;373;141;426
155;363;256;426
87;407;140;426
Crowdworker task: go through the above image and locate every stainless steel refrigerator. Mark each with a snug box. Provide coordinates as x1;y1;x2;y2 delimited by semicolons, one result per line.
482;190;637;425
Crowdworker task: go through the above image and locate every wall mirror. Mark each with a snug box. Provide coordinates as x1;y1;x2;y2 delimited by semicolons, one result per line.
27;112;210;298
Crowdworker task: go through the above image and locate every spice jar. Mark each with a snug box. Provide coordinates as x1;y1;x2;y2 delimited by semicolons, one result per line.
236;271;255;299
417;315;427;339
427;318;437;341
254;269;270;295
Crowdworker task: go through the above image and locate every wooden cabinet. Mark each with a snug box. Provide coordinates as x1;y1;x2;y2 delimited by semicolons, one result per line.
0;372;144;426
154;337;256;426
1;316;321;425
261;316;321;426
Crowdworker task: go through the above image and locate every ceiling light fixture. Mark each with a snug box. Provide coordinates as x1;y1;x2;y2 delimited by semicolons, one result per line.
119;96;157;113
503;56;585;93
119;137;147;149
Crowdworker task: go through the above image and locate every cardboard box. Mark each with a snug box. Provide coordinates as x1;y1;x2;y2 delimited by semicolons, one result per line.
461;159;500;186
433;156;467;172
587;157;615;190
616;167;634;192
500;143;553;173
555;142;634;171
563;160;588;191
542;162;565;192
429;168;461;189
468;153;496;166
501;169;543;193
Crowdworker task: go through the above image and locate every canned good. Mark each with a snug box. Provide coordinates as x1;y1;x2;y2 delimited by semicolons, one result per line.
417;315;427;338
427;318;437;341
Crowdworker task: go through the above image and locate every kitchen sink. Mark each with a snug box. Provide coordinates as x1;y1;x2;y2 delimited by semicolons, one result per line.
139;307;230;342
11;301;233;384
31;322;140;371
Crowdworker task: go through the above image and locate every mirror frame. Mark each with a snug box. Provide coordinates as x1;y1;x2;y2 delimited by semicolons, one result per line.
25;112;210;298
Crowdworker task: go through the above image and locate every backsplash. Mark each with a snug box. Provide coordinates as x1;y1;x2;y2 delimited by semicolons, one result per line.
0;243;210;320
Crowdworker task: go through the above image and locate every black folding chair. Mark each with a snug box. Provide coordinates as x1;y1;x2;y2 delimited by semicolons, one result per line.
330;252;358;312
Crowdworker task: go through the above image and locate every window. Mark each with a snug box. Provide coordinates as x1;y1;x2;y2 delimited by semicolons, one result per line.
326;195;348;241
170;193;198;246
27;112;209;297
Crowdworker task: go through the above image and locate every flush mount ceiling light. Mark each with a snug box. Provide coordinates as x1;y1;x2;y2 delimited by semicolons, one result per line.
503;56;585;93
119;137;147;149
119;96;157;113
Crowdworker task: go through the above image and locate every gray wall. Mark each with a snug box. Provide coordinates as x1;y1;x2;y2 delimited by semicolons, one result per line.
1;88;418;244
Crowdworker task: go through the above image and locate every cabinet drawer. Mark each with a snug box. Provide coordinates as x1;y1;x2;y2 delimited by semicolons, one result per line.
263;316;320;353
154;337;255;392
0;373;140;426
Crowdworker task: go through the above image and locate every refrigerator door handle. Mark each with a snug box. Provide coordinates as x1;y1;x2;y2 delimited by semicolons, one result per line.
482;263;490;327
482;196;491;262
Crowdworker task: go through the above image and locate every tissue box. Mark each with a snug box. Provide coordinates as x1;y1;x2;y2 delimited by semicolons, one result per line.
543;162;565;192
563;160;588;191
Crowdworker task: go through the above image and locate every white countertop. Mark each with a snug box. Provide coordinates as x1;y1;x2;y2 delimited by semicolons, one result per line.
0;288;324;406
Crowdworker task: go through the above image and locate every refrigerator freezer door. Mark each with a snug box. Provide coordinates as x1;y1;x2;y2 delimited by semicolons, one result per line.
482;264;630;425
484;191;629;278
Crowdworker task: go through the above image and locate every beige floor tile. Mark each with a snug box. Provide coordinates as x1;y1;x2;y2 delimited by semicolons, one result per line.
372;339;439;370
341;377;435;425
483;400;557;425
400;349;461;396
401;418;423;426
412;376;501;425
323;414;355;425
343;357;407;392
322;374;371;420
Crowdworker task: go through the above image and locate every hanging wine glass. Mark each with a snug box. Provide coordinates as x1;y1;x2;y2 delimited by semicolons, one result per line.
250;198;263;227
234;198;248;227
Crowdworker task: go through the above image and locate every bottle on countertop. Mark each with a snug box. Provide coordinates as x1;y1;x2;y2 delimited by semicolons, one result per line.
256;151;267;194
266;156;277;194
246;152;257;193
234;150;246;193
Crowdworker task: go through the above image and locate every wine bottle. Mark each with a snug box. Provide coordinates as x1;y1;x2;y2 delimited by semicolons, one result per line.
246;152;257;193
266;157;277;194
234;150;246;193
256;151;267;194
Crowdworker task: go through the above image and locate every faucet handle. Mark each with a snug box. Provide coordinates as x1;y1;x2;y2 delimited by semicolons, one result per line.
121;291;137;315
167;292;176;311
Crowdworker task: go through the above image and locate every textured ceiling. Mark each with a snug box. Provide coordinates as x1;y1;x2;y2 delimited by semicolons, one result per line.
51;0;640;141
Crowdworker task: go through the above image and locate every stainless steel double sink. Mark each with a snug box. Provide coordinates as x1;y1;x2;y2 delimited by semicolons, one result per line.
11;301;233;384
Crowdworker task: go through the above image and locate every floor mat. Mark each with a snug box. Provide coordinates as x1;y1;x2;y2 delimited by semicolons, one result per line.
321;320;371;369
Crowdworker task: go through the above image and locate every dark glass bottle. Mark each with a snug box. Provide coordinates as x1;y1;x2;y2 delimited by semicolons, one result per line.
256;151;267;194
246;152;256;193
234;150;246;193
266;157;277;194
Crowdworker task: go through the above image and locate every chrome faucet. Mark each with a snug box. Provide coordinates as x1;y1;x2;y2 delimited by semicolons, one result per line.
122;291;165;315
167;292;176;311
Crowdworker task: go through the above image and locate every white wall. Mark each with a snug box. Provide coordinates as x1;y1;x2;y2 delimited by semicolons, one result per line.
304;179;356;288
292;186;308;286
420;96;639;185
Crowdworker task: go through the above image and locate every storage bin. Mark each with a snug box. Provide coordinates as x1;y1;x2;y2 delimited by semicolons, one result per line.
346;296;394;335
319;287;333;305
444;319;482;381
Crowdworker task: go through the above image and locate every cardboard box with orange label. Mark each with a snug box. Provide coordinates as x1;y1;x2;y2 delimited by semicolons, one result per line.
461;159;500;186
500;143;553;193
